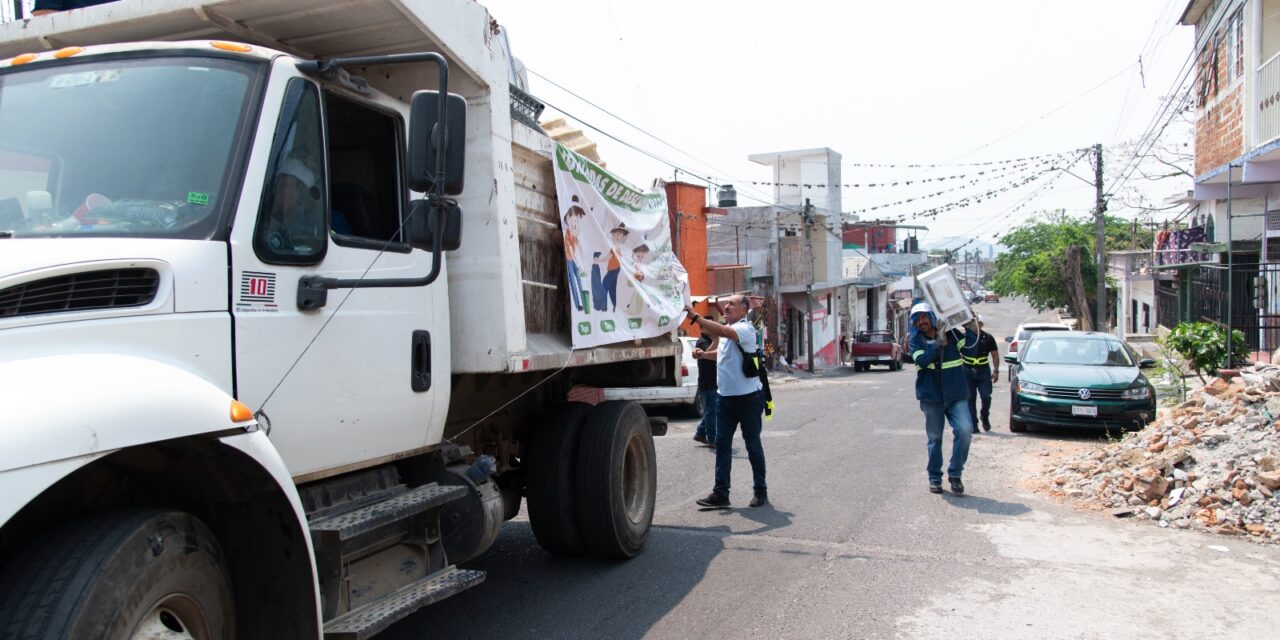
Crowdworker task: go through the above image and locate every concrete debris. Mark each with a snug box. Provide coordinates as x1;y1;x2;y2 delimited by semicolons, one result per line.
1042;365;1280;545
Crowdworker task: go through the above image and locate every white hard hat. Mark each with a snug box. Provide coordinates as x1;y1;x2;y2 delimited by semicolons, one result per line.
910;302;933;316
279;158;318;189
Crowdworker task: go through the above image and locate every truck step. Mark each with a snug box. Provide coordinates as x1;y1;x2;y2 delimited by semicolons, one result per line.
309;482;466;542
323;567;486;640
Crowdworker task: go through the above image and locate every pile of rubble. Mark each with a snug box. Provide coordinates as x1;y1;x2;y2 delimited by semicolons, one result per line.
1043;365;1280;543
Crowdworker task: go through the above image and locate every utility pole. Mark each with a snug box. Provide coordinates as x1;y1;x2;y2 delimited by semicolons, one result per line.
803;198;815;374
1093;143;1107;333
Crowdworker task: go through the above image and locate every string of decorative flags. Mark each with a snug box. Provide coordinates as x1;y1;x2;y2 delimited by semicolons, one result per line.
845;157;1062;215
746;151;1077;189
890;170;1055;223
806;148;1088;169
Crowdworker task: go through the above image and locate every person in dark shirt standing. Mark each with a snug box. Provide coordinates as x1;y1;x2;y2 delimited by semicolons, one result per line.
960;316;1000;433
691;327;719;447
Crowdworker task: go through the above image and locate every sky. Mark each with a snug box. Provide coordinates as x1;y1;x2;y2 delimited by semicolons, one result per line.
483;0;1195;251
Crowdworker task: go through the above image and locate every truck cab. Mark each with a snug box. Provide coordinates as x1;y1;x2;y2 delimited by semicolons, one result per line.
0;1;677;637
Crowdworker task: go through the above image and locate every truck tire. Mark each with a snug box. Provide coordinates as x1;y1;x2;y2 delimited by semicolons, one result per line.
525;403;592;556
0;509;234;640
575;401;657;559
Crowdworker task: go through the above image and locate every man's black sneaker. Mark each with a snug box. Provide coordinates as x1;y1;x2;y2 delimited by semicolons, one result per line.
982;418;992;431
972;427;980;434
693;434;709;445
749;490;769;508
928;482;943;494
949;478;965;495
696;492;730;508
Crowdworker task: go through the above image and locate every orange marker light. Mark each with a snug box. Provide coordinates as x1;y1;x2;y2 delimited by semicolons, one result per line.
53;47;83;59
210;41;252;53
230;400;254;423
9;53;38;65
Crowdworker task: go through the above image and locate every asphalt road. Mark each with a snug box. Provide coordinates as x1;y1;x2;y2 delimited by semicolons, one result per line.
385;298;1280;639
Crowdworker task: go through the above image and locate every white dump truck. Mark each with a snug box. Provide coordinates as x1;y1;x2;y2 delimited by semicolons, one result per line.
0;1;682;637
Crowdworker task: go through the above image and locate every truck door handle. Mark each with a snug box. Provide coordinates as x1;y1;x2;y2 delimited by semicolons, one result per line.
411;330;431;392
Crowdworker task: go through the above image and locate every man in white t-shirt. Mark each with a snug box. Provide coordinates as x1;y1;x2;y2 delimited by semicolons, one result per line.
684;295;768;509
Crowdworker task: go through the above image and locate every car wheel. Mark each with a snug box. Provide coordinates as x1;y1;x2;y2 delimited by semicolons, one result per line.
688;389;705;419
1009;396;1027;432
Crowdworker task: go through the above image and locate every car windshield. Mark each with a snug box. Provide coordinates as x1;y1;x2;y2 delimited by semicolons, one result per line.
857;333;892;343
0;56;257;239
1021;337;1136;366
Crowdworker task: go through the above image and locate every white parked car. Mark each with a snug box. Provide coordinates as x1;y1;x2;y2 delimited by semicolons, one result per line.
1005;321;1071;379
604;336;702;416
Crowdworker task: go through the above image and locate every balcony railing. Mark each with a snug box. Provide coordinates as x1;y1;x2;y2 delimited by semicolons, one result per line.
708;264;750;296
1260;51;1280;144
1;1;30;24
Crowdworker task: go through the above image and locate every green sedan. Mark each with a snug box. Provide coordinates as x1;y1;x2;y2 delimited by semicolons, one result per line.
1004;331;1157;433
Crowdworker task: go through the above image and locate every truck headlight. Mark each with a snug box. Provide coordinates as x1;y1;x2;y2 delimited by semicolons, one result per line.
1018;381;1047;396
1121;385;1151;400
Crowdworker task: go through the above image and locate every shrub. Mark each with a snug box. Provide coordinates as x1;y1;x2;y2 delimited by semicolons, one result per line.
1161;322;1249;382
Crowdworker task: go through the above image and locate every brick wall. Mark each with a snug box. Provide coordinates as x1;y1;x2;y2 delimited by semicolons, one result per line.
1193;11;1245;177
665;181;713;336
841;223;897;252
1196;84;1244;176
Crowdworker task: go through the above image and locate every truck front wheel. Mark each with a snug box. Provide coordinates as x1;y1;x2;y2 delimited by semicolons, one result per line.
575;401;657;559
0;509;234;639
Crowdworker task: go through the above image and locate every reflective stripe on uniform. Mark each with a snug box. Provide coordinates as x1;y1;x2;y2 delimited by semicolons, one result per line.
918;358;964;370
961;355;989;365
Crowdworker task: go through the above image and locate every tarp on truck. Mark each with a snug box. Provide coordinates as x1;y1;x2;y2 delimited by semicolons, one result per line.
552;144;688;349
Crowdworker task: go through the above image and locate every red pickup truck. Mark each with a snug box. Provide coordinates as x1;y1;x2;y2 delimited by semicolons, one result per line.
850;331;904;371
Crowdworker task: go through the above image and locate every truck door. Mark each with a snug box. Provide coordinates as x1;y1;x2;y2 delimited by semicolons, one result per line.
229;73;446;478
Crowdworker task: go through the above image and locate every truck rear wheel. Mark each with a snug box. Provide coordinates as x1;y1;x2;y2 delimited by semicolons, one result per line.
525;403;592;556
0;509;233;640
575;401;657;559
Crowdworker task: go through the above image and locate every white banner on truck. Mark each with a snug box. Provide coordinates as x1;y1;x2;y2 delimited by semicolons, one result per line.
553;144;689;348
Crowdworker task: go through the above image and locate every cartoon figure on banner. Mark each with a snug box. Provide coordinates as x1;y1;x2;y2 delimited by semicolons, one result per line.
562;195;588;312
623;243;651;315
593;223;629;312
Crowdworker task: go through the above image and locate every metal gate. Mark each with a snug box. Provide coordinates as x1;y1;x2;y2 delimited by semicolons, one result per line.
1189;254;1280;358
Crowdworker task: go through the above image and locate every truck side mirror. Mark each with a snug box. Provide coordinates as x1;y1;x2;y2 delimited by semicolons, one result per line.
1003;354;1018;364
408;91;466;196
406;199;462;252
1138;358;1156;368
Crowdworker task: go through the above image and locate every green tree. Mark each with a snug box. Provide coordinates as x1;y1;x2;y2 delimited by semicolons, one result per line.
989;211;1152;319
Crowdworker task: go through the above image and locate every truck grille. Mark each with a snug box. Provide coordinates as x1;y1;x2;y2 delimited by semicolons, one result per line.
0;268;160;318
1044;385;1125;400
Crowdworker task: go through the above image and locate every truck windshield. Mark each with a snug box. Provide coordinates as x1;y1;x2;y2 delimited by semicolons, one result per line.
0;56;257;239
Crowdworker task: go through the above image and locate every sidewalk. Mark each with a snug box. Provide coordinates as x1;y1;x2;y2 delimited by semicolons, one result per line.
768;364;861;383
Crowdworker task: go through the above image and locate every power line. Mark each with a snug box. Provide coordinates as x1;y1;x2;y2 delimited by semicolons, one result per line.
1107;2;1232;200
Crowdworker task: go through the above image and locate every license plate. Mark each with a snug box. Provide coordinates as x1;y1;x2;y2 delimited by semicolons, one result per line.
1072;405;1098;417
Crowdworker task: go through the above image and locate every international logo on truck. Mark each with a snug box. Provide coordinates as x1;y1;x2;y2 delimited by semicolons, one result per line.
553;144;690;349
237;271;277;312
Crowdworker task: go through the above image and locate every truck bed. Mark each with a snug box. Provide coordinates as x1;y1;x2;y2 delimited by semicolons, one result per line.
0;0;679;374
